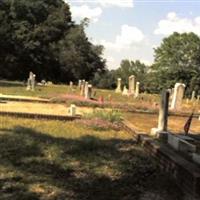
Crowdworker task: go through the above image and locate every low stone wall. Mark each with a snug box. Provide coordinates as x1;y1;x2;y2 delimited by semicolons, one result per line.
0;111;80;121
121;120;200;199
141;136;200;199
0;96;49;103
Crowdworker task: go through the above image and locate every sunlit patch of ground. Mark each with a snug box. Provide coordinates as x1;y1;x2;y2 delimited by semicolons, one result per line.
0;101;112;116
125;113;200;134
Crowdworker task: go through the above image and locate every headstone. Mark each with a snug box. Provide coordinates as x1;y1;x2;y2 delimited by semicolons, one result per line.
122;86;128;96
70;81;73;89
47;81;53;85
87;84;92;99
170;83;185;110
129;75;135;95
26;72;33;91
80;80;85;96
84;82;89;99
191;90;196;101
115;78;122;93
134;82;140;98
69;104;76;116
151;90;170;136
78;80;82;90
26;72;36;91
31;74;36;91
41;80;46;85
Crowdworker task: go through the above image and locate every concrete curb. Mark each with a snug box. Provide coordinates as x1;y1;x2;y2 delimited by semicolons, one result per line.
0;111;81;121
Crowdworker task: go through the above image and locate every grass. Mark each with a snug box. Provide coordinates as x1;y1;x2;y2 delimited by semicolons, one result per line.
124;112;200;134
0;80;73;98
0;80;160;105
0;116;184;200
2;80;199;113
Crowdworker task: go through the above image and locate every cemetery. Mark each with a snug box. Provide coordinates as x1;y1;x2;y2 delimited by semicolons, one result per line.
0;77;200;200
0;0;200;200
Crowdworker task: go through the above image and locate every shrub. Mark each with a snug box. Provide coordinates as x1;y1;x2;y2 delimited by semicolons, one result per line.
85;109;122;123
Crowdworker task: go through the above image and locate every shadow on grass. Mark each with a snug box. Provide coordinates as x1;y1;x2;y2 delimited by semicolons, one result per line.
0;126;184;200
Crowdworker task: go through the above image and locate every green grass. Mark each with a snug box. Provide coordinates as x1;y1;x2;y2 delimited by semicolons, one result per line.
0;80;160;105
0;80;74;98
0;116;184;200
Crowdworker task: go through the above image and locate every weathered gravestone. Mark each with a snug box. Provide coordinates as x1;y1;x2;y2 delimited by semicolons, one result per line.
170;83;185;110
26;71;36;91
191;90;196;101
69;104;76;116
129;75;135;95
70;81;73;90
122;86;128;96
134;82;140;98
151;90;170;136
115;78;122;93
80;80;85;96
78;80;82;90
87;84;93;99
84;82;88;99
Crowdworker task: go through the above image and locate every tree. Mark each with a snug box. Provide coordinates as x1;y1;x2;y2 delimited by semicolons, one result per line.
115;59;149;91
152;32;200;94
0;0;105;82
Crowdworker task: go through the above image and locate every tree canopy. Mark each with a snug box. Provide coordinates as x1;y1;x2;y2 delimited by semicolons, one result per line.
151;32;200;94
0;0;105;82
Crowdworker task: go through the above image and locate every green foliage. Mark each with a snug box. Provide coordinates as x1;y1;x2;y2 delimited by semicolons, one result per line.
151;32;200;94
115;59;149;91
0;0;105;82
92;69;116;89
92;60;149;91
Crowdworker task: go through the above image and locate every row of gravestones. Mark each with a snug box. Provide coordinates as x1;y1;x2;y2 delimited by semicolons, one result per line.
78;80;93;100
115;75;140;98
26;72;54;91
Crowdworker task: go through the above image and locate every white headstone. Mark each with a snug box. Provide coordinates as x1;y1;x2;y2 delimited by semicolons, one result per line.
78;80;82;89
170;83;185;110
69;104;76;116
122;86;128;96
191;90;196;101
70;81;73;89
84;82;89;99
151;90;170;136
31;74;36;91
87;84;93;99
80;80;85;96
134;82;140;98
129;75;135;95
115;78;122;93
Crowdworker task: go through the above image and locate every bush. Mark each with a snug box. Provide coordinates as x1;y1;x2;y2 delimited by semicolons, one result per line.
85;109;122;123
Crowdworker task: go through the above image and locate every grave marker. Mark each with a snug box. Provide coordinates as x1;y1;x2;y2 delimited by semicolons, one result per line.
129;75;135;95
115;78;122;93
151;90;170;136
170;83;185;110
134;82;140;98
